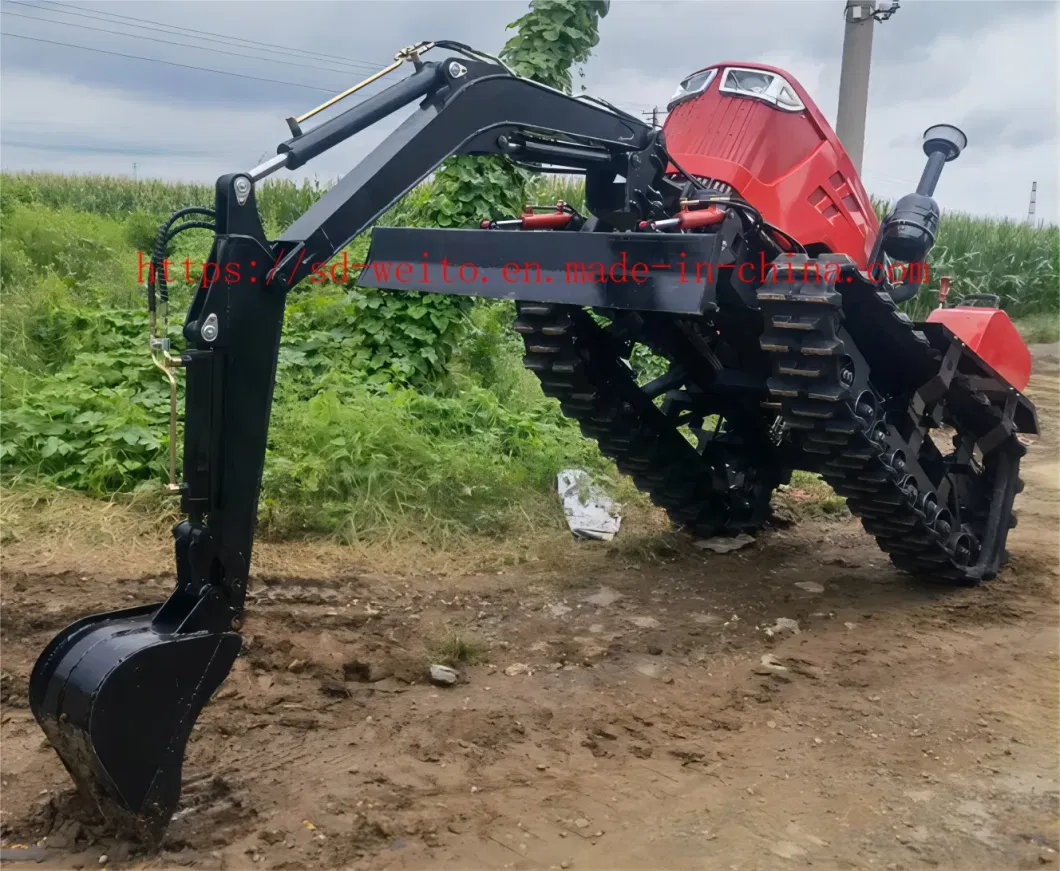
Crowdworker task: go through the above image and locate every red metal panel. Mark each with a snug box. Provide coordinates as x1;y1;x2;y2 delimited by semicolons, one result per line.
663;61;879;270
926;307;1032;392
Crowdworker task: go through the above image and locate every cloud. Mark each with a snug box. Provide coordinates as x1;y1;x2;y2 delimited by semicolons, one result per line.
1;0;1055;223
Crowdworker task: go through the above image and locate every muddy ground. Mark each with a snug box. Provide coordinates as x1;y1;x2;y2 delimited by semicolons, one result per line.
1;366;1057;871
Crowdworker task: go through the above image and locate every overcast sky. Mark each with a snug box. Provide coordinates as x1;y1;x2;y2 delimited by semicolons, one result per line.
1;0;1056;223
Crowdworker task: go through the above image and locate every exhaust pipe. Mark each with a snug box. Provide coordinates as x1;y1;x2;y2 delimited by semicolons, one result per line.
877;124;966;302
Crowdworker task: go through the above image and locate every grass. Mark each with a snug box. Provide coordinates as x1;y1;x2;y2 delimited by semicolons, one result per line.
426;631;490;668
1015;314;1060;345
777;472;849;520
1;170;1055;558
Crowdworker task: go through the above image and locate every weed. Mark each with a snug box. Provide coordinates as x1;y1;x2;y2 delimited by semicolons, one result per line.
2;171;1051;551
426;631;489;667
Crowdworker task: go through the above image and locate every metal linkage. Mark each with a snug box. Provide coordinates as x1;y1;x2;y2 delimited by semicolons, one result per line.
284;41;436;137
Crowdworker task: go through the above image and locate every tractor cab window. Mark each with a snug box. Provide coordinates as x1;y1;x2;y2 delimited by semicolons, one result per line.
667;68;718;110
719;67;806;112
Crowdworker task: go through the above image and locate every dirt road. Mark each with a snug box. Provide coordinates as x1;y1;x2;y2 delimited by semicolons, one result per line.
2;368;1057;871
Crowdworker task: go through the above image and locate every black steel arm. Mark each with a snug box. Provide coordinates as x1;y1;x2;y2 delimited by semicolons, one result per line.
262;56;680;287
172;50;685;633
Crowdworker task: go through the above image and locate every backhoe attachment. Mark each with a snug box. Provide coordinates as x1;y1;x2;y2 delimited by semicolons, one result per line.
27;38;1038;846
27;41;685;843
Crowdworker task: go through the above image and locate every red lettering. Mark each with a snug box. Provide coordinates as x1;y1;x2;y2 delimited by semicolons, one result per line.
800;260;821;282
183;258;193;283
521;262;541;283
310;263;326;283
566;263;588;283
200;262;219;288
459;262;477;282
503;262;521;283
608;251;630;283
760;251;776;284
396;262;413;282
588;262;606;283
695;261;713;283
370;261;391;282
738;261;756;283
677;252;687;283
331;252;348;283
440;257;452;282
224;262;240;284
631;262;648;284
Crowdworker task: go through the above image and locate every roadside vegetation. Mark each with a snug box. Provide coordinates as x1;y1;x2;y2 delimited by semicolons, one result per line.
4;170;1053;549
2;0;1056;551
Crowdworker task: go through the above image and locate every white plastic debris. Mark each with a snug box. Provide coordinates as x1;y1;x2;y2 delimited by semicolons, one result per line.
428;664;459;686
557;469;622;541
695;533;755;553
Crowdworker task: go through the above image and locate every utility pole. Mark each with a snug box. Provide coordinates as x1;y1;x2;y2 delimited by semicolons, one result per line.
836;0;899;175
641;107;661;127
1027;181;1037;225
836;1;876;175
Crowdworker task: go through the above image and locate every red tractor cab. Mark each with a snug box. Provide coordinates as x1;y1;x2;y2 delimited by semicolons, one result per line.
662;64;1031;394
662;62;879;270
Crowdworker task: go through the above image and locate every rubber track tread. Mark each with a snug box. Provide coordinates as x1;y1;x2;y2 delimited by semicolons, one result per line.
757;255;996;585
514;303;767;539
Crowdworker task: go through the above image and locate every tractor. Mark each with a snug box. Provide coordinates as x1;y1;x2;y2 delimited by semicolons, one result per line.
27;40;1036;842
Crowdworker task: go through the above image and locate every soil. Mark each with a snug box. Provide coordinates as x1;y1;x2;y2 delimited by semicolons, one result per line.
2;364;1058;871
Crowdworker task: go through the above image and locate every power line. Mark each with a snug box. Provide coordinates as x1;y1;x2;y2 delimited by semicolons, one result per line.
25;0;386;72
640;106;668;126
2;7;375;79
0;31;341;93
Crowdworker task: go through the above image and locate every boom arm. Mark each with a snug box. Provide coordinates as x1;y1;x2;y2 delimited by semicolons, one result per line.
180;49;683;625
26;44;694;844
262;54;680;287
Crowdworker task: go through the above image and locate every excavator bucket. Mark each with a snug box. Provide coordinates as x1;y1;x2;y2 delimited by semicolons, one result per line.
28;599;241;844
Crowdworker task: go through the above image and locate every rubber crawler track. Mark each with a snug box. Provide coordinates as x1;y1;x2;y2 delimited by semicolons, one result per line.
757;254;1018;585
513;302;771;538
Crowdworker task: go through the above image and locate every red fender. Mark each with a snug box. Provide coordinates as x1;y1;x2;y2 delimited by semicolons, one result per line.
926;305;1031;392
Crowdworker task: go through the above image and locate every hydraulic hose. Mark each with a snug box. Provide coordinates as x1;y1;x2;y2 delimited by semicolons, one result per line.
147;207;216;314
